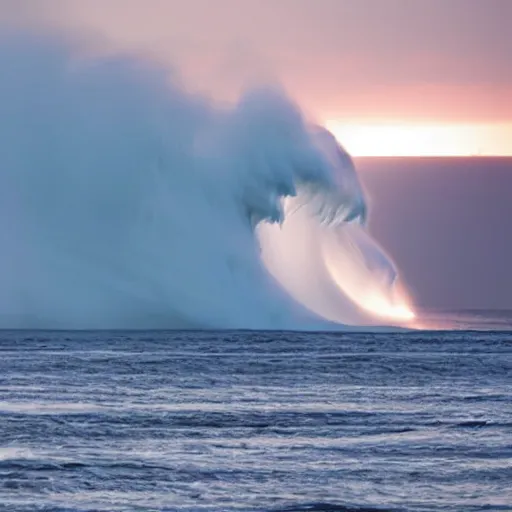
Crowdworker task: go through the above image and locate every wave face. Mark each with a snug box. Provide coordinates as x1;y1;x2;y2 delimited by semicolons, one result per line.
0;30;412;330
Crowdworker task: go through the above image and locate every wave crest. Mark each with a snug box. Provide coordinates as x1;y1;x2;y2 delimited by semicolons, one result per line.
0;29;412;330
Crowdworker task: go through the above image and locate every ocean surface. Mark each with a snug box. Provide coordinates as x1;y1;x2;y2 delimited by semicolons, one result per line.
1;319;511;512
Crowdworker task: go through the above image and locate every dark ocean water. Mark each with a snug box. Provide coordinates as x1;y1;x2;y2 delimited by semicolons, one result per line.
1;323;511;512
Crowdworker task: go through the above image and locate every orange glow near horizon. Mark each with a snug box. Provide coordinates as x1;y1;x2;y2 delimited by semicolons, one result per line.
324;121;512;157
357;292;416;322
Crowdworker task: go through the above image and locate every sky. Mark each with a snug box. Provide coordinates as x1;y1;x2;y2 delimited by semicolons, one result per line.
2;0;511;156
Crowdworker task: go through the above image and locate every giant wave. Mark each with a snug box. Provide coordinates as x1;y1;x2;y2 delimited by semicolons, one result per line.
0;30;414;330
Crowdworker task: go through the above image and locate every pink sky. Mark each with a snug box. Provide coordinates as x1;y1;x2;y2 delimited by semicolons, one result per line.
2;0;511;154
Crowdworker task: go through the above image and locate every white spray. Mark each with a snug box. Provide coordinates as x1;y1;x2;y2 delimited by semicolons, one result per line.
0;30;414;330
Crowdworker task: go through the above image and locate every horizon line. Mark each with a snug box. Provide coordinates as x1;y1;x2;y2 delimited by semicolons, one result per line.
353;154;512;159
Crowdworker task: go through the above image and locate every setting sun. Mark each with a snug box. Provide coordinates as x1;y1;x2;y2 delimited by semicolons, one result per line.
324;121;512;157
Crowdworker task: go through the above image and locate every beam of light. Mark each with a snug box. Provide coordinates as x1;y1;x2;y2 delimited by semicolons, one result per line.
356;291;415;322
324;121;512;157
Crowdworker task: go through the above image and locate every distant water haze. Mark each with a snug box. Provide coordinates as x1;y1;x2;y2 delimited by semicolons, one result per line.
358;156;512;312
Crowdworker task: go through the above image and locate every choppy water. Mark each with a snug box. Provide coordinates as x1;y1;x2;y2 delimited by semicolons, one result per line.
1;328;511;512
